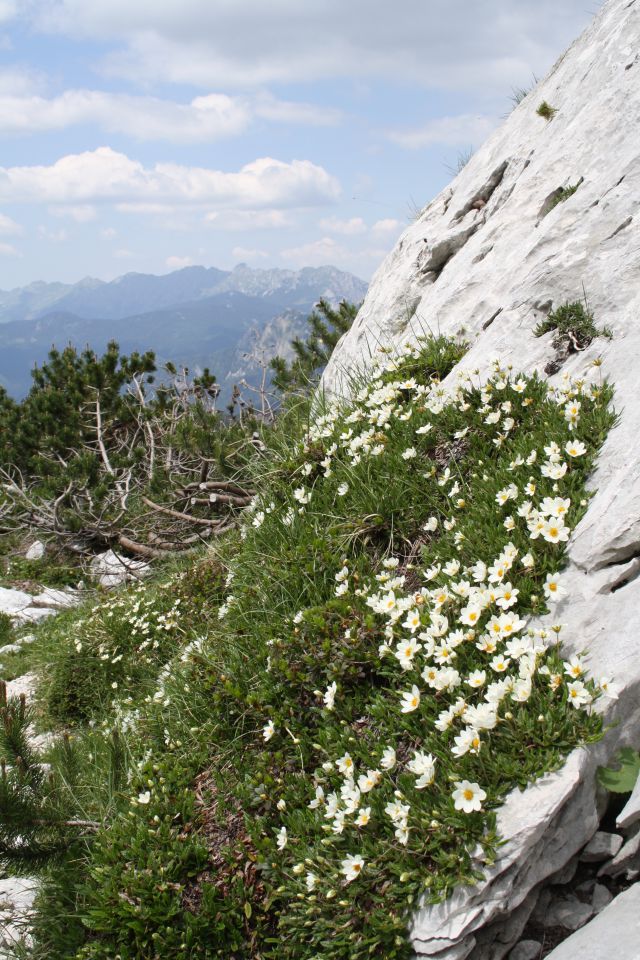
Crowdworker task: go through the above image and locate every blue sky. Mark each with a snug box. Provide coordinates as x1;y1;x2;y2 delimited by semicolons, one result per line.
0;0;602;288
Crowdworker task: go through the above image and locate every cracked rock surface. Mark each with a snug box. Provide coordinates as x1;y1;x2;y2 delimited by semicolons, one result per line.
323;0;640;956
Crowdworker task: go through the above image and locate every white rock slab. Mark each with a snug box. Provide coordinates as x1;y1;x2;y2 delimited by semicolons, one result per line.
321;1;640;956
24;541;45;561
542;883;640;960
0;876;37;951
5;673;38;701
89;549;149;588
31;588;78;610
0;587;32;620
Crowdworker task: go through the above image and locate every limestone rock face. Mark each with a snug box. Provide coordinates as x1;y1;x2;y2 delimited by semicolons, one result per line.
323;1;640;957
542;884;640;960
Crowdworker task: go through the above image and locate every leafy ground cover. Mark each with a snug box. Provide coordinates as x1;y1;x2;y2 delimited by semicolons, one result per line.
1;333;616;959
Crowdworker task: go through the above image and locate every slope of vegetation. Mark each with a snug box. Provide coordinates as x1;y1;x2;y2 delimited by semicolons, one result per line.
0;325;616;959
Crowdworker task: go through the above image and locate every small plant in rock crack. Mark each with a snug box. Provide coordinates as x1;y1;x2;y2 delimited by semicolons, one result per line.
547;179;583;213
536;101;557;120
534;301;612;350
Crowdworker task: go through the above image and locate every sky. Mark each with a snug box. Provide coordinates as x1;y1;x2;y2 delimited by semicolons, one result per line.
0;0;603;289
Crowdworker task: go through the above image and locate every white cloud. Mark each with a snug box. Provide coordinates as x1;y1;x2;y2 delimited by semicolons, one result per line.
114;247;134;259
0;87;343;141
388;114;499;149
318;216;366;235
165;255;192;269
49;204;97;222
231;246;268;261
253;93;342;127
0;66;43;96
371;217;402;236
0;148;341;210
37;225;67;242
101;227;117;238
205;209;293;230
280;236;347;269
0;90;250;142
0;240;20;256
0;212;22;235
0;1;17;24
28;0;600;95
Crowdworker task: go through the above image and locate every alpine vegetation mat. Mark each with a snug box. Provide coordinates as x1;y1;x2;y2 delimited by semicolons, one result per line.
0;335;616;959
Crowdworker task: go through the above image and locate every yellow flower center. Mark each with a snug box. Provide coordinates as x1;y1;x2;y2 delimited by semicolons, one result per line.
463;789;474;801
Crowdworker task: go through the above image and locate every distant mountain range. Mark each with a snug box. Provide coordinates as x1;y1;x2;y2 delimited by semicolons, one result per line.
0;264;367;398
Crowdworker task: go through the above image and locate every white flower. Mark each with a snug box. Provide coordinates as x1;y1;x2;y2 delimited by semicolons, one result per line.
496;484;518;506
137;791;151;805
335;581;349;597
263;721;275;742
566;680;592;708
540;496;571;518
337;482;349;496
380;746;396;770
496;583;519;609
355;807;371;827
541;519;570;544
521;552;534;569
451;728;481;758
335;565;349;583
402;447;417;460
459;604;482;627
452;780;487;813
276;826;288;850
385;799;410;824
308;785;325;809
490;654;511;673
400;685;421;712
336;753;354;777
323;682;337;710
306;872;317;892
293;486;311;504
357;769;382;793
544;572;567;601
511;677;532;702
402;609;422;633
341;854;365;883
466;669;486;689
407;751;436;788
563;655;585;679
598;677;620;699
565;439;586;457
395;638;422;670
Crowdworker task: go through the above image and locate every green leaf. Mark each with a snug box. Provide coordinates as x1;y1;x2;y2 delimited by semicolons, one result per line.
244;901;252;919
597;747;640;793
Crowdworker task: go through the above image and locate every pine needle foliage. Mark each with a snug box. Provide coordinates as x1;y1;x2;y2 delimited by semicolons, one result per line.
270;299;358;395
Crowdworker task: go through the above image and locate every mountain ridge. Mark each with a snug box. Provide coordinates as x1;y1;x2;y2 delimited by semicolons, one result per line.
0;263;367;398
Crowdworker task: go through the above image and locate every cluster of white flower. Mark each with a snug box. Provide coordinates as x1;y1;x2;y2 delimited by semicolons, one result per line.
253;349;614;894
